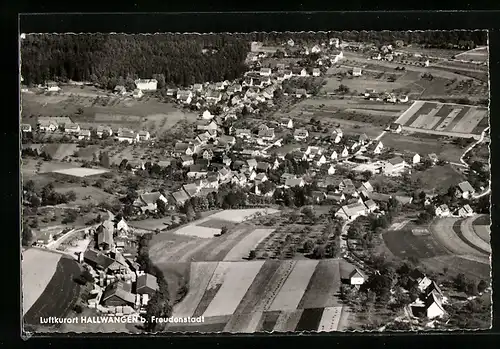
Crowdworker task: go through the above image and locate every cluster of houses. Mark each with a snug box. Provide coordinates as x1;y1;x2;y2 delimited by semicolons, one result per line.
407;270;447;320
434;180;477;218
79;211;159;315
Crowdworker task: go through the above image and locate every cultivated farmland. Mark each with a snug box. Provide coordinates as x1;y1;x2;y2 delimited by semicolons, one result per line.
50;167;110;178
22;249;62;315
397;100;488;137
173;225;221;239
23;256;82;330
223;229;275;261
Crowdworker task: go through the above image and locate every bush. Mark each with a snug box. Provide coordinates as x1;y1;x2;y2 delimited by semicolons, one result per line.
73;304;83;314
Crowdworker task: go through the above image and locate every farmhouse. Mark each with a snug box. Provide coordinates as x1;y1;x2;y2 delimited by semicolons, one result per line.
311;191;326;203
188;164;209;179
295;89;307;98
21;124;32;133
135;79;158;91
292;67;308;76
435;204;451;217
364;199;378;212
335;202;367;220
327;164;336;175
177;90;193;104
83;249;117;272
312;68;321;77
428;153;439;164
279;118;294;129
260;67;272;76
352;67;362;77
193;83;203;92
293;128;309;141
132;89;143;98
138;130;151;141
383;156;407;176
258;127;275;141
64;123;81;134
95;221;115;251
134;192;168;213
326;192;345;202
206;90;222;104
332;128;343;143
114;85;127;95
410;291;446;320
45;81;60;92
34;230;54;246
78;129;91;140
457;204;475;217
101;281;136;307
285;177;305;188
456;181;475;199
96;125;113;138
135;273;159;296
409;269;433;292
388;123;403;133
172;189;190;206
197;120;218;132
117;128;139;144
349;269;365;286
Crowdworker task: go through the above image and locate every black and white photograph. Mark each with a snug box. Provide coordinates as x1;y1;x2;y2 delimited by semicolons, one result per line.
20;30;491;334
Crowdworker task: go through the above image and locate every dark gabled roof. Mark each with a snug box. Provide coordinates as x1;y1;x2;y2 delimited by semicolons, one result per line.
458;181;475;193
189;164;208;173
102;281;135;304
84;249;116;269
172;189;189;204
96;221;114;246
175;142;190;151
368;192;392;202
140;192;164;205
388;156;405;165
136;273;159;292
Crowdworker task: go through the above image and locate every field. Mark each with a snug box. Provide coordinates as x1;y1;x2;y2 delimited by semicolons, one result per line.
397;100;488;136
455;46;489;63
173;225;222;239
23;256;82;329
223;229;275;261
165;259;356;332
55;186;117;206
472;215;490;243
22;248;63;315
411;164;465;191
381;132;467;163
382;228;449;260
21;86;198;136
50;167;110;178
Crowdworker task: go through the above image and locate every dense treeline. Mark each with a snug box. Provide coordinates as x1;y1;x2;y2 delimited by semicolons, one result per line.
21;34;250;87
253;31;487;49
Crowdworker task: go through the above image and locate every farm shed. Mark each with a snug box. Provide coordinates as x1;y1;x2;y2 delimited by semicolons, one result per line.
135;273;159;296
101;281;136;307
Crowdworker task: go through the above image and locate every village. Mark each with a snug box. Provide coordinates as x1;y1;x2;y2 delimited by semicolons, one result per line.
21;32;491;333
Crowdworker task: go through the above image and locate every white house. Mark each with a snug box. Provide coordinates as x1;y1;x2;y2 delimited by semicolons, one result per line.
312;68;321;77
410;270;433;292
330;150;338;161
412;153;421;164
65;123;81;134
96;125;113;138
117;128;139;144
294;128;309;141
38;120;58;132
177;90;193;104
77;129;91;140
138;130;151;141
349;269;365;285
435;204;451;217
457;204;475;217
332;128;343;143
201;110;213;120
327;164;336;175
383;156;407;176
279;118;294;129
352;67;362;77
373;141;384;154
311;45;322;54
340;146;349;158
135;79;158;91
46;81;60;92
21;124;32;133
132;89;143;98
260;67;272;77
329;38;340;47
335;202;367;221
316;155;327;167
388;123;403;133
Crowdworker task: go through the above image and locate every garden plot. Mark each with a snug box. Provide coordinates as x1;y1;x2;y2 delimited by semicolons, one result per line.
22;249;62;315
50;167;110;178
317;306;343;332
173;225;221;239
268;260;319;311
451;108;488;134
149;233;202;264
223;229;275;261
295;308;325;331
297;260;342;309
208;208;279;223
202;261;265;317
203;228;250;261
273;310;304;332
173;262;219;318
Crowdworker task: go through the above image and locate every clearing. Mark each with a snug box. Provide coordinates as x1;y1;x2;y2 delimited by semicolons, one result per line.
411;164;465;191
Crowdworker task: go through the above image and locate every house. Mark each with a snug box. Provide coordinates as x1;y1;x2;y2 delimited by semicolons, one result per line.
227;84;242;94
188;164;209;179
398;95;409;103
96;125;113;138
332;128;343;143
197;121;218;132
77;129;91;140
174;142;190;156
285;177;305;188
411;153;421;164
258;127;275;141
335;202;367;221
206;90;222;104
132;89;143;98
295;88;307;98
410;291;446;319
101;281;136;307
352;67;362;77
316;155;327;167
305;146;323;157
64;123;81;134
349;269;365;285
255;173;268;183
326;192;345;202
117;128;139;144
372;141;384;154
260;67;272;76
21;124;32;133
246;159;258;171
365;191;392;203
201;110;213;120
364;199;378;212
311;191;326;203
331;50;344;64
329;150;338;161
395;195;413;205
138;130;151;141
457;204;475;217
214;82;225;91
166;88;178;96
134;192;168;213
136;273;159;296
243;77;254;87
456;181;475;199
279;118;294;129
435;204;451;217
388;123;403;133
172;189;190;206
256;162;271;172
311;45;322;54
45;81;60;92
329;38;340;47
358;133;369;145
292;67;308;76
95;221;115;251
383;156;407;176
340;146;349;158
327;164;336;175
312;68;321;77
360;181;374;192
135;78;158;91
83;249;116;271
180;155;194;167
202;149;214;161
428;153;439;164
283;70;293;79
231;173;248;186
114;85;127;95
294;128;309;141
246;169;257;181
280;173;296;184
287;39;295;46
177;90;193;104
183;182;202;198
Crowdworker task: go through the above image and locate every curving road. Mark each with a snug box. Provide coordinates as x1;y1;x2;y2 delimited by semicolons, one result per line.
459;216;491;254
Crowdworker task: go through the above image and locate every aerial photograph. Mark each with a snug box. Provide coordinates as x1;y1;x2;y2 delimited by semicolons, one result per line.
20;30;490;334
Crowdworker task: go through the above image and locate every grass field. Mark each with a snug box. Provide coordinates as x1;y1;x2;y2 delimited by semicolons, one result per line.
382;228;449;259
55;186;117;206
23;256;81;329
168;259;356;332
455;46;489;63
411;164;465;191
22;249;62;315
421;255;490;281
223;228;275;261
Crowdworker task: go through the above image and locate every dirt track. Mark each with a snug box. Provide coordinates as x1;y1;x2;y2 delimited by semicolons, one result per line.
459;216;491;254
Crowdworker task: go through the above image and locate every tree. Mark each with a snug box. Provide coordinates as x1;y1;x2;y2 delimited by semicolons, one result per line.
477;280;488;293
65;190;77;202
301;206;316;223
303;239;314;253
156;199;167;216
248;250;256;260
144;290;172;332
99;151;110;168
454;273;468;292
466;280;478;295
22;223;33;246
23;180;36;193
312;245;326;259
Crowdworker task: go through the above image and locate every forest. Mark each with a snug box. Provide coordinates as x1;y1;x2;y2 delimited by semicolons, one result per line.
20;34;250;87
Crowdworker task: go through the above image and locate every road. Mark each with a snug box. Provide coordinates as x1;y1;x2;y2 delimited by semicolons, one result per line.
46;225;96;250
